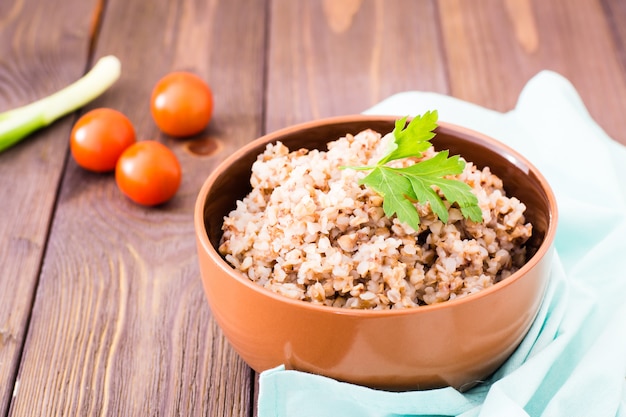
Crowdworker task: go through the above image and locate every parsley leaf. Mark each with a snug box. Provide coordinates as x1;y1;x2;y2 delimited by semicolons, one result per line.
346;111;483;230
378;112;438;165
359;166;420;230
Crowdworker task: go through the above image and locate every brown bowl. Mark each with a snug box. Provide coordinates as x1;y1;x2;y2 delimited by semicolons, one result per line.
194;115;558;391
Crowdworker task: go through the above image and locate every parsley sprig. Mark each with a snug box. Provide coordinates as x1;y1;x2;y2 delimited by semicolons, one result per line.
346;111;483;230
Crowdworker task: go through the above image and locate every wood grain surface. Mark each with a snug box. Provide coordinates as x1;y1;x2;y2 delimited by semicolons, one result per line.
0;0;95;415
266;0;448;132
1;1;626;416
439;0;626;144
6;0;263;416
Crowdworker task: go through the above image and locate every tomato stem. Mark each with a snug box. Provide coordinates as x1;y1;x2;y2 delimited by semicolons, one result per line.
0;55;121;152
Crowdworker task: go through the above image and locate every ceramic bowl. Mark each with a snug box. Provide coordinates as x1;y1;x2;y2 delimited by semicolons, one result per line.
194;115;558;391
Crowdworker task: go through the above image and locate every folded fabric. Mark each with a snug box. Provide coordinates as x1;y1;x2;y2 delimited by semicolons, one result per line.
257;71;626;417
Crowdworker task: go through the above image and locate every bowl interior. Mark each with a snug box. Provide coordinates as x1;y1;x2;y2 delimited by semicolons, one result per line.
202;116;551;275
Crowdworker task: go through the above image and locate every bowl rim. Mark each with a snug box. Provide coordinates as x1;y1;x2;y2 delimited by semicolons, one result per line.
194;114;558;317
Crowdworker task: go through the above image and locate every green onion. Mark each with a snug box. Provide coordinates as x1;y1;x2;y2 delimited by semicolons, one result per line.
0;55;121;152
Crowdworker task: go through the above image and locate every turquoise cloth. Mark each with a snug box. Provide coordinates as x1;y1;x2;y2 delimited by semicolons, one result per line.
257;72;626;417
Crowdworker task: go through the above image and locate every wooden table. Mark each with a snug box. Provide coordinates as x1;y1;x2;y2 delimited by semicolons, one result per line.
2;1;626;416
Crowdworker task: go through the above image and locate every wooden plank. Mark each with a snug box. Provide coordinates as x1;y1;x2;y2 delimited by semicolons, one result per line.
0;0;97;415
266;0;448;132
602;0;626;109
438;0;626;145
8;0;265;416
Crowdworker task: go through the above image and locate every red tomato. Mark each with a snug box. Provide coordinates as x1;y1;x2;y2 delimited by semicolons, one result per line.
70;108;136;172
150;72;213;137
115;141;182;206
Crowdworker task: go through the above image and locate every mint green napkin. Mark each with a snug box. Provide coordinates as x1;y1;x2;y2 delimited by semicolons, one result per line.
257;72;626;417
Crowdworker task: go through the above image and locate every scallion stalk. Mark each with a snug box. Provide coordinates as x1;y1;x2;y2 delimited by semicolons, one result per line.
0;55;121;152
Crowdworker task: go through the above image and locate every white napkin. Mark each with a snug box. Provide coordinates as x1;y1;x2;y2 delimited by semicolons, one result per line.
258;71;626;417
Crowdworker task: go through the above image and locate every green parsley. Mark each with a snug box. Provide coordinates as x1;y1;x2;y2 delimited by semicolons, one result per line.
345;111;483;231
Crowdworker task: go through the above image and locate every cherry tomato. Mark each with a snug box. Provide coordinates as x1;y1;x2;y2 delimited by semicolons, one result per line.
115;141;182;206
70;108;136;172
150;72;213;137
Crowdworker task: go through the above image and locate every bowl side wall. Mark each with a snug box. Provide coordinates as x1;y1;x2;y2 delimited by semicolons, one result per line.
197;233;553;389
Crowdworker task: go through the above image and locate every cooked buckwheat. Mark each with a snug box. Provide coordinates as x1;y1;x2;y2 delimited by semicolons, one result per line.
219;129;532;309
